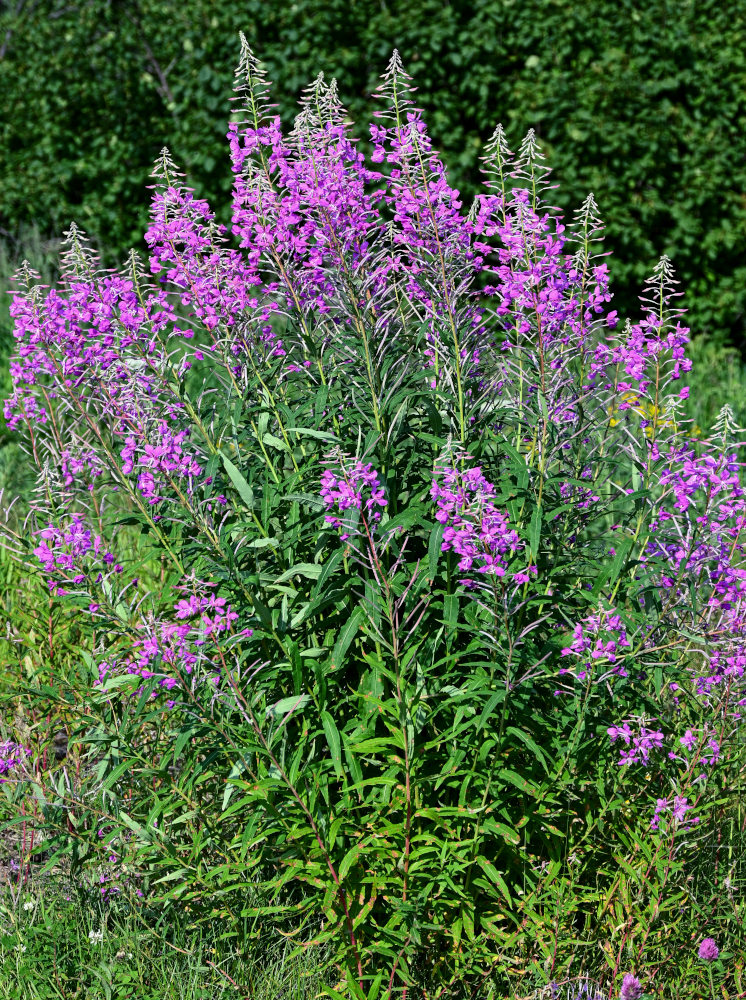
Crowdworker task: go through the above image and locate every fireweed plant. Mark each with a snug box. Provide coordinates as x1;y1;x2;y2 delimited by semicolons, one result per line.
2;39;744;996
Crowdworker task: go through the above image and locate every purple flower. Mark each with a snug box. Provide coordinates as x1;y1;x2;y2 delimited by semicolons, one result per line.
320;453;387;539
650;794;698;831
9;40;746;840
698;938;719;962
561;607;631;682
0;740;31;781
620;974;642;1000
430;460;527;584
33;515;117;595
95;582;246;698
672;795;692;822
608;723;664;767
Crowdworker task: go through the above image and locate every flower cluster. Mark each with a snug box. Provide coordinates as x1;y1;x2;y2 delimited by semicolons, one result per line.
121;422;203;504
96;584;247;699
431;461;528;586
698;937;720;962
607;723;666;766
33;514;120;595
0;740;31;781
619;974;642;1000
560;607;632;683
650;794;698;832
320;454;388;541
59;448;103;490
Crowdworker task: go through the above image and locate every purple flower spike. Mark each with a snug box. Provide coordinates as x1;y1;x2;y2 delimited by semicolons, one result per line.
320;454;387;540
430;460;527;584
698;937;719;962
620;974;642;1000
0;740;31;782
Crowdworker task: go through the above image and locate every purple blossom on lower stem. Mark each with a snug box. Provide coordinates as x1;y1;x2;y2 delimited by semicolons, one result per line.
676;728;721;768
607;722;665;766
619;974;642;1000
120;421;203;504
0;740;31;781
430;460;529;585
650;794;699;831
559;478;600;510
650;798;669;832
320;454;387;540
60;448;103;490
698;937;719;962
560;607;631;681
96;582;247;697
33;515;119;595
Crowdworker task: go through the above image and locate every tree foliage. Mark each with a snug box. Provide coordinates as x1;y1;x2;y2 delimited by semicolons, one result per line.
1;0;746;345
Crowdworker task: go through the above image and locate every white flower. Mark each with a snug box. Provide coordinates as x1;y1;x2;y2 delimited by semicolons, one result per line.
15;944;26;953
22;902;34;912
88;928;104;946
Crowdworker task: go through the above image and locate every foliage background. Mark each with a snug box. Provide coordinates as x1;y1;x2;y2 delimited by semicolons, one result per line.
1;0;746;347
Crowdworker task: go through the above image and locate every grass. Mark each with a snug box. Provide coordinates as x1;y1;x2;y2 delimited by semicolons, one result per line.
0;878;330;999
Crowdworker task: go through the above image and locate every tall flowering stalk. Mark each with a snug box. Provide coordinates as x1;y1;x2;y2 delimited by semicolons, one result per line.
321;451;388;541
431;460;528;584
3;38;744;995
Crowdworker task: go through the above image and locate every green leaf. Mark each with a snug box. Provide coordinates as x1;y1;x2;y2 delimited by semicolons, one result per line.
475;856;513;904
262;432;288;450
499;769;539;796
347;737;403;754
329;605;366;671
222;757;250;811
284;492;326;511
378;503;426;539
101;761;132;790
285;427;338;441
528;503;542;561
444;593;459;630
321;711;344;781
428;520;444;583
505;726;550;772
320;987;349;1000
266;694;311;719
476;690;506;730
274;563;323;584
482;817;520;845
592;535;633;596
366;971;385;1000
313;548;345;593
221;453;255;508
246;536;280;549
338;843;362;881
96;674;140;693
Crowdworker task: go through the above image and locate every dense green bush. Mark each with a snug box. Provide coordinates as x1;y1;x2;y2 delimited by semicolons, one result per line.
1;0;746;345
3;40;746;994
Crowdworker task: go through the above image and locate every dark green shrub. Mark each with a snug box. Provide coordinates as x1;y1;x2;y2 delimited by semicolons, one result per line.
1;0;746;344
